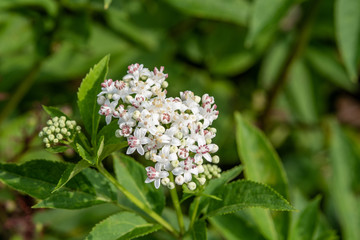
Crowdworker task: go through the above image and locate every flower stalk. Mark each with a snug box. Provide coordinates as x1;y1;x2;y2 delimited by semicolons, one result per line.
169;173;185;236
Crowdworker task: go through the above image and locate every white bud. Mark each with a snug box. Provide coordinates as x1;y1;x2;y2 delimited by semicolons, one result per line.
157;125;165;134
43;127;49;132
145;152;151;160
48;134;55;141
53;117;59;122
175;131;183;139
66;132;71;137
53;139;59;144
175;175;184;185
39;131;43;137
170;145;178;153
194;96;201;103
54;122;59;127
125;95;133;103
71;121;76;126
197;165;204;174
198;177;206;185
161;81;168;88
49;126;55;132
66;120;72;126
60;116;66;122
61;128;68;134
210;144;219;153
55;128;60;133
132;110;141;120
56;134;63;140
46;130;52;135
196;158;203;165
43;137;49;143
46;143;51;148
161;177;170;186
140;75;148;81
167;182;175;189
60;122;66;128
47;120;53;125
76;126;81;132
187;182;196;191
97;96;106;105
106;93;113;100
171;160;179;168
209;127;217;134
206;138;212;144
212;155;220;164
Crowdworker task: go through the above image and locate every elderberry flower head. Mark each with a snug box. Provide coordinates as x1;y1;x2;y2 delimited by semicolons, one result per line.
98;63;220;189
39;116;81;148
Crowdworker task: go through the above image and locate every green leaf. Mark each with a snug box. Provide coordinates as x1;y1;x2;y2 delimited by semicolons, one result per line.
335;0;360;81
45;145;69;153
42;105;68;119
206;180;295;217
164;0;249;26
0;160;68;199
86;212;161;240
97;121;128;162
210;214;266;240
189;220;207;240
246;0;293;46
190;165;243;218
34;168;116;209
328;120;360;240
0;0;58;16
235;112;288;200
77;143;95;164
52;159;91;193
113;153;165;214
235;112;290;240
289;196;321;240
305;47;355;91
104;0;112;9
77;55;110;146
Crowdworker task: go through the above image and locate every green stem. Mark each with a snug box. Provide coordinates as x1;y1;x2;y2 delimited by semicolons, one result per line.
169;173;185;236
189;195;201;229
96;163;179;238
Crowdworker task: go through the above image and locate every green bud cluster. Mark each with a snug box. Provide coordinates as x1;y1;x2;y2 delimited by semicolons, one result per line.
200;164;222;180
39;116;81;148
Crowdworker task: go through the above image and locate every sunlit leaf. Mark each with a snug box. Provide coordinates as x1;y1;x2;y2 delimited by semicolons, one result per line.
86;212;161;240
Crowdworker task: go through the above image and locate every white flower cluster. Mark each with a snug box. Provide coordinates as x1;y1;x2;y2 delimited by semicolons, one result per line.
39;116;81;148
97;63;220;190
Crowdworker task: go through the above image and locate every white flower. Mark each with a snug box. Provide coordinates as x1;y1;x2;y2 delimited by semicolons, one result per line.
172;157;198;183
153;145;178;171
126;128;150;155
145;163;169;189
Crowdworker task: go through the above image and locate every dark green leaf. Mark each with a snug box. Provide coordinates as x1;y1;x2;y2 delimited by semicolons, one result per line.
113;153;165;214
0;160;67;199
77;143;95;164
52;159;91;193
335;0;360;81
206;180;295;217
190;220;207;240
0;0;58;16
164;0;249;26
77;55;110;146
210;214;266;240
45;145;69;153
289;196;321;240
246;0;293;46
97;121;128;162
86;212;161;240
328;120;360;240
42;105;68;119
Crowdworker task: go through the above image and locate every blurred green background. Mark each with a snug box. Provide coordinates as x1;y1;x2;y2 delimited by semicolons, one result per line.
0;0;359;239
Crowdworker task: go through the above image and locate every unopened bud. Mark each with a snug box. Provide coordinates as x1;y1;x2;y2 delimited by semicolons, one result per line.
145;152;151;160
187;182;196;191
171;160;179;168
212;155;220;164
97;96;106;105
170;145;178;154
197;165;204;173
175;175;184;185
198;177;206;185
157;125;165;134
161;177;170;186
132;110;141;120
210;144;219;153
206;138;212;144
167;182;175;189
175;132;183;139
194;96;201;104
161;81;168;88
47;120;53;125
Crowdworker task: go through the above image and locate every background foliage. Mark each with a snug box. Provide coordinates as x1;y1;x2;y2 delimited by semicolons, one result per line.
0;0;359;239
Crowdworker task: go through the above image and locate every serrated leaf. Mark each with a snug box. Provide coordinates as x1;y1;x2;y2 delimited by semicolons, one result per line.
113;153;165;214
0;160;68;199
97;121;128;162
77;143;95;164
246;0;293;46
235;112;290;240
164;0;249;26
86;212;161;240
210;214;266;240
34;168;116;209
289;196;321;240
328;120;360;240
42;105;68;119
77;55;110;146
335;0;360;81
52;159;91;193
206;180;295;217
